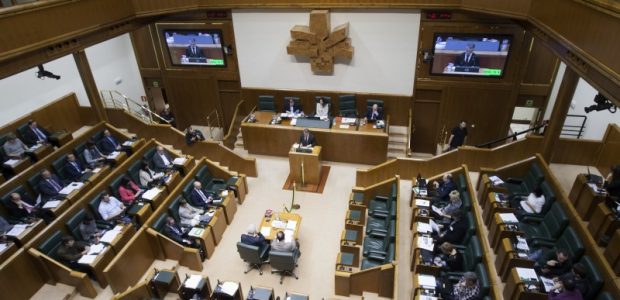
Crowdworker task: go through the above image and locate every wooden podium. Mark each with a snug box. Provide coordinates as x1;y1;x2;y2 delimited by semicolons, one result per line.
289;145;322;185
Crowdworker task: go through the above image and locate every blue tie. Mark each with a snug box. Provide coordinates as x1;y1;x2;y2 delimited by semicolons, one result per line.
34;128;46;141
108;137;117;148
49;179;62;192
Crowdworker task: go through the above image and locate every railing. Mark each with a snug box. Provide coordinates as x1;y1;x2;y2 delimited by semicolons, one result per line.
99;90;170;125
406;108;413;157
561;114;587;139
222;101;248;150
476;121;548;148
205;109;222;140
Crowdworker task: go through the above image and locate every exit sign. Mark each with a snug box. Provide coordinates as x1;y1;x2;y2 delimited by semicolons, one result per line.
525;99;534;107
426;11;452;20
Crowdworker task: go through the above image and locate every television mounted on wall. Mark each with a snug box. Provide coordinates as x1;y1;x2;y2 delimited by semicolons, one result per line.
430;33;512;77
163;29;226;67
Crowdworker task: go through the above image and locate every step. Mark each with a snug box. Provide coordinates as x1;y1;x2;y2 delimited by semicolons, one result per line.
388;136;407;143
31;283;76;300
388;140;407;146
389;125;408;134
388;146;405;152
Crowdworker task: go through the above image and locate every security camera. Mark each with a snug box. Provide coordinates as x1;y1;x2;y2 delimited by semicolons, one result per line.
584;93;616;114
36;65;61;80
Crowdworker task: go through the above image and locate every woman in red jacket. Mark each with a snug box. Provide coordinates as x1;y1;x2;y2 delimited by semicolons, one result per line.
118;176;143;204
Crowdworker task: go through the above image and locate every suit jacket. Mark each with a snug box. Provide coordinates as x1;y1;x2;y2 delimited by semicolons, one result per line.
83;147;104;168
100;136;120;155
118;183;140;203
365;108;384;121
454;52;480;67
437;217;467;245
163;224;186;244
63;160;86;182
190;188;213;208
435;180;457;201
38;175;64;199
185;46;205;58
240;233;266;247
152;152;172;172
299;133;317;147
22;126;50;146
5;200;34;219
285;103;301;114
57;244;84;262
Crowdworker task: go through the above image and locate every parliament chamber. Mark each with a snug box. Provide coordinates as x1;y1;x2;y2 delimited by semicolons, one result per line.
0;1;619;299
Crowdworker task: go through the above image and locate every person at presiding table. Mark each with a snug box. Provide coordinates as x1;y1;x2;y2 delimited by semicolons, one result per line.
178;199;211;227
83;141;105;168
439;271;480;300
299;128;317;147
118;176;143;205
3;133;28;159
38;169;65;201
241;224;268;247
285;98;301;114
534;248;572;278
315;97;329;118
189;181;216;209
433;242;464;272
163;216;198;248
152;146;173;172
365;104;383;122
548;275;584;300
139;161;163;188
432;190;462;219
433;209;467;246
431;173;457;202
185;126;205;145
79;215;104;244
271;230;301;259
6;192;54;223
97;192;129;223
22;120;51;146
100;129;122;155
509;185;545;216
63;154;90;182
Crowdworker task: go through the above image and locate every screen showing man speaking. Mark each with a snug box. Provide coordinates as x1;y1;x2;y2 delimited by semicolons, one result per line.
430;34;512;77
164;29;226;67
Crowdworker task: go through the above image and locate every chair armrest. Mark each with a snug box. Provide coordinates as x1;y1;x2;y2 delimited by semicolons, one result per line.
212;178;225;184
368;250;388;257
530;239;556;249
520;215;544;224
259;244;270;258
506;178;524;184
371;211;389;218
444;272;465;282
367;252;386;262
226;177;238;185
369;229;388;238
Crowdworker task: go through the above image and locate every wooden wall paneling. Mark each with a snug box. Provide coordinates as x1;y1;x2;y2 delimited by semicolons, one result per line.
521;37;560;85
411;99;441;154
130;25;160;70
0;249;48;300
550;138;603;165
461;0;532;18
164;76;221;129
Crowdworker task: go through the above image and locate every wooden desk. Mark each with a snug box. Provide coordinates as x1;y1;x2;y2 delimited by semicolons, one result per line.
178;275;211;300
241;112;388;165
163;171;181;194
410;235;440;276
173;156;194;176
128;201;153;226
259;212;302;240
603;229;620;276
588;202;620;245
3;157;31;175
81;244;116;288
141;186;168;209
106;224;137;254
7;219;45;247
207;208;227;245
483;192;516;227
218;193;237;225
50;132;73;146
288;145;322;185
188;225;216;259
496;238;535;281
488;213;524;252
27;144;53;161
568;174;607;221
503;268;547;300
0;242;17;263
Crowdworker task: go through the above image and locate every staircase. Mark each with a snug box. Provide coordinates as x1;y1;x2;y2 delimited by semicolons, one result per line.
387;125;409;159
31;283;76;300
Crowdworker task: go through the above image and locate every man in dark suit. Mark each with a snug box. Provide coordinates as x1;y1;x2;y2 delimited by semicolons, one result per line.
22;120;51;147
285;98;301;114
298;128;316;147
189;181;214;209
6;192;54;223
63;154;90;182
185;39;205;59
240;224;267;247
432;173;457;202
454;43;480;67
163;216;197;247
434;210;467;246
152;146;173;172
365;104;383;121
38;169;65;200
100;129;121;155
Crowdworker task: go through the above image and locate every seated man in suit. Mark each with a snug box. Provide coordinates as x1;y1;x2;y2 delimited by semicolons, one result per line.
365;104;383;122
163;216;198;248
160;104;176;127
271;230;300;260
6;192;54;223
63;154;91;182
189;181;215;209
22;120;51;147
433;209;467;246
240;224;267;247
298;128;316;147
185;126;205;145
100;129;121;155
57;235;91;274
535;248;572;278
454;43;480;67
285;98;301;114
152;146;173;172
97;192;127;222
431;173;457;202
3;133;28;159
38;169;65;201
83;141;105;168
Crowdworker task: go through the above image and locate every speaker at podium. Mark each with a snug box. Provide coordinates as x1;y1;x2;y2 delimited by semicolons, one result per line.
289;144;322;185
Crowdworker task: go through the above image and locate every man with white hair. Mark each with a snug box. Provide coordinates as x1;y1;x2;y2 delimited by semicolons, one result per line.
240;224;266;247
152;146;172;172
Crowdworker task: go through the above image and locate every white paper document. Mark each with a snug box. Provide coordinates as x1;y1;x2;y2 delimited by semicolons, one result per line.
290;119;297;126
78;254;97;265
3;159;20;167
59;182;84;195
540;276;555;292
88;243;106;255
92;167;102;174
220;281;239;296
429;219;440;233
28;144;43;151
489;175;504;185
419;296;438;300
284;229;294;242
100;230;120;244
415;199;430;207
42;200;61;209
341;117;356;124
431;206;443;215
188;227;205;238
260;226;271;237
499;213;518;223
142;188;161;200
516;267;538;281
286;220;297;230
417;236;435;252
0;243;8;252
416;222;432;234
173;157;187;165
417;274;437;288
184;275;203;289
106;151;120;159
339;125;350;129
6;224;28;237
271;220;286;229
515;236;529;251
122;141;133;146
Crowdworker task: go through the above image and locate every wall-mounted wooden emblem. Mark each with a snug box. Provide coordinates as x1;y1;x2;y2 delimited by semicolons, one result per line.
287;10;354;74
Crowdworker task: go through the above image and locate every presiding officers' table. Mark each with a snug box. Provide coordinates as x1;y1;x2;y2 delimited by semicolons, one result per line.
259;212;302;241
241;112;388;165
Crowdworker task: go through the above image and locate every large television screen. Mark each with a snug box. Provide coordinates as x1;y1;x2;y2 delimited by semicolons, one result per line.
430;33;512;77
163;29;226;67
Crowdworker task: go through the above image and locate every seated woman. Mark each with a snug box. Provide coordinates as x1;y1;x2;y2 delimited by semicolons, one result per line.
79;215;105;244
432;190;462;219
139;161;164;188
178;199;211;227
509;186;545;215
548;274;584;300
433;242;464;272
440;271;480;300
2;133;28;159
315;97;330;118
118;176;143;204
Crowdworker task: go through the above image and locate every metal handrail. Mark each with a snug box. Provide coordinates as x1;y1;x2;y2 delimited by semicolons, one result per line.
476;122;548;148
222;100;247;146
100;90;170;125
205;109;222;140
562;114;587;139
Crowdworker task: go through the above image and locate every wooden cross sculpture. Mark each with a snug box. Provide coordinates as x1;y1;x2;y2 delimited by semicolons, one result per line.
287;10;354;74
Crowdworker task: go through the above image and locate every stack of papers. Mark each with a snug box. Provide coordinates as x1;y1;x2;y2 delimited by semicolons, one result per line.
284;229;294;242
88;243;106;255
100;226;122;243
122;141;133;146
142;188;161;200
92;167;101;173
28;144;43;151
418;274;437;289
339;124;350;129
42;200;61;209
188;227;204;238
341;117;356;124
431;206;443;215
78;254;97;265
6;224;28;237
489;176;504;186
516;267;538;282
59;182;84;195
415;199;430;207
286;220;297;230
515;236;529;251
106;151;120;159
417;236;435;251
173;157;186;165
271;220;286;229
416;222;432;234
184;275;203;289
499;213;519;223
290;119;297;126
0;243;8;252
419;296;438;300
260;226;271;236
219;281;239;296
3;159;20;167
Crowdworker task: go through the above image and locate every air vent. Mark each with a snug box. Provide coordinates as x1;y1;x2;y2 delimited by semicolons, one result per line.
531;27;550;42
46;38;80;57
565;50;589;73
108;21;131;34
